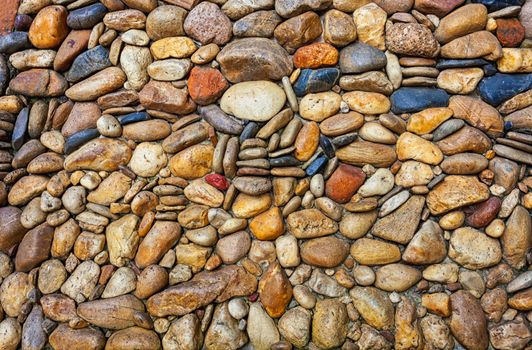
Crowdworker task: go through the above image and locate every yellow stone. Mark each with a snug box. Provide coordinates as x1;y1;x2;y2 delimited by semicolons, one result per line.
169;144;213;180
232;193;272;219
497;48;532;73
396;132;443;165
249;207;284;241
407;107;453;135
150;37;197;59
342;91;390;115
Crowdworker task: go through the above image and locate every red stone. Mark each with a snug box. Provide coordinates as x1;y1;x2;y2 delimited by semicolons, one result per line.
0;0;19;35
496;18;525;48
465;196;502;228
414;0;465;17
325;163;366;204
187;66;229;105
205;173;230;191
293;42;339;69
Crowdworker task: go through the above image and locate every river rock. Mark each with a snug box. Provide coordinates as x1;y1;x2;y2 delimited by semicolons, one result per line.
278;306;311;348
146;5;186;40
350;287;394;329
28;5;68;49
325;163;366;203
323;9;357;46
436;125;492;155
274;12;322;53
8;175;48;206
502;206;532;269
353;3;387;50
49;324;105;350
15;223;53;272
293;68;340;96
220;81;286;121
301;237;349;267
336;140;397;168
403;220;447;264
396;132;443;165
275;0;331;17
449;227;502;269
449;95;503;136
66;67;126;101
438;68;484;94
449;290;489;350
184;2;232;45
441;31;502;61
139;80;195;114
375;264;421;292
0;207;27;252
247;303;280;350
427;175;489;214
120;45;152;91
287;208;337;238
9;69;67;97
478;73;532;106
434;4;487;44
233;10;281;37
312;299;348;349
440;153;489;174
217;38;293;82
350;238;401;265
188;66;228;105
205;303;248;350
391;87;449;113
339;42;387;74
373;195;425;244
64;138;131;171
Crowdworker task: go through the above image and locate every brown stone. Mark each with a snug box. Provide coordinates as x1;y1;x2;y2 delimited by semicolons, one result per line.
9;69;67;97
249;207;284;241
502;206;532;269
135;221;181;268
301;237;349;268
434;4;487;44
259;261;292;318
54;30;91;71
61;102;101;137
293;43;338;69
274;12;323;54
464;197;501;228
436;126;492;155
496;18;526;48
414;0;465;17
441;31;502;61
427;175;490;215
449;95;503;137
294;121;320;162
169;143;213;179
0;206;27;252
64;138;132;172
139;80;195;115
325;164;366;204
15;223;53;272
336;140;397;168
183;1;232;45
449;291;489;350
49;324;105;350
507;288;532;311
323;9;357;47
386;23;440;58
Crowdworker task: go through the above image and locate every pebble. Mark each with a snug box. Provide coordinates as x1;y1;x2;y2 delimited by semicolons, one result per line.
339;42;387;74
391;87;450;113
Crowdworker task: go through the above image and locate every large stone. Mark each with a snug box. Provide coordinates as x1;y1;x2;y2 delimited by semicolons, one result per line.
232;10;282;37
247;303;280;350
106;214;140;267
449;291;489;350
479;73;532;106
169;144;213;179
353;3;387;50
386;23;439;58
258;261;292;318
312;299;348;349
139;80;195;114
64;138;132;172
434;4;488;44
339;42;387;74
9;69;67;97
403;220;447;264
502;206;532;269
350;287;394;329
391;87;449;114
28;5;69;49
427;175;489;215
286;209;338;239
449;95;503;137
325;163;366;203
184;2;232;45
65;67;126;101
441;31;502;61
372;196;425;244
396;132;443;165
274;12;322;53
449;227;502;269
300;237;350;268
217;38;293;82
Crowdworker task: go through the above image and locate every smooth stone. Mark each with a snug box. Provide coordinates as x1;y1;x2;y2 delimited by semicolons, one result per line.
274;0;331;17
204;303;248;349
502;206;532;269
520;0;532;39
319;135;335;158
199;105;243;135
28;5;69;49
325;163;366;203
293;42;339;69
478;73;532;106
432;119;465;141
403;220;447;264
8;49;56;70
65;46;111;83
146;5;187;40
323;9;357;46
270;156;300;167
294;121;320;161
471;0;524;11
449;95;503;136
169;144;213;179
299;91;342;122
287;208;337;238
147;59;191;81
274;12;323;53
49;324;105;350
343;91;391;115
64;138;131;172
247;303;280;350
305;155;328;176
391;87;449;113
222;0;274;20
67;3;107;29
350;287;394;329
11;107;29;151
54;30;91;72
233;177;272;195
0;32;31;54
9;69;67;97
233;11;281;37
358;121;396;144
414;0;465;17
339;42;387;74
436;126;492;155
139;81;195;114
396;160;434;187
434;4;488;44
293;68;340;96
150;37;197;59
0;207;28;252
449;290;489;350
427;175;490;215
441;153;489;174
66;67;126;101
374;264;422;292
406;107;453;135
220;81;286;121
129;142;167;177
336;140;396;167
278;307;311;348
312;299;348;349
449;227;502;269
339;71;393;95
397;132;443;165
217;37;293;83
507;271;532;293
374;195;425;244
121;45;152;91
465;196;502;228
64;129;100;154
441;31;502;60
435;58;490;69
437;68;484;94
386;23;440;58
301;237;349;267
350;238;401;265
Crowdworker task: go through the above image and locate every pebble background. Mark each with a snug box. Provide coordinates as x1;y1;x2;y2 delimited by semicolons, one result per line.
0;0;531;349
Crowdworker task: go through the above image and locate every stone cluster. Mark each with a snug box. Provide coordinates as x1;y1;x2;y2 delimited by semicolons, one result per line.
0;0;530;349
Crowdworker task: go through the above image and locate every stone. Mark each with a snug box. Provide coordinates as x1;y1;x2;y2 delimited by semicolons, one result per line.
258;261;292;317
358;168;394;196
353;3;387;50
147;265;257;317
386;23;440;58
0;32;31;54
199;105;242;135
339;71;393;95
287;209;338;238
449;227;502;269
64;138;131;172
299;91;342;121
217;38;292;82
441;31;502;61
301;237;349;267
0;207;28;252
61;261;100;303
247;303;280;350
312;299;348;349
184;179;224;207
76;295;145;330
15;223;53;272
497;48;532;74
293;68;340;96
216;231;250;264
403;220;446;264
414;0;464;17
9;49;56;70
8;175;49;206
436;126;492;155
478;73;532;106
102;267;137;298
508;288;532;310
407;108;453;136
9;69;67;97
278;307;311;348
339;42;387;74
54;30;91;71
350;287;394;329
449;95;503;136
106;328;161;349
188;66;228;105
396;132;443;165
343;91;391;115
67;3;108;29
275;0;331;17
374;264;422;292
139;80;195;114
502;206;532;269
373;196;425;244
162;314;202;350
28;5;68;49
325;163;366;203
233;11;281;37
440;153;489;174
336;140;397;168
184;2;232;45
232;193;271;218
434;4;487;44
146;5;187;40
520;0;532;39
49;324;105;350
220;81;285;121
489;319;532;350
294;121;320;161
150;37;197;59
350;238;401;265
427;175;490;215
391;87;450;114
249;207;284;240
449;291;489;350
103;9;146;31
437;68;484;94
129;142;167;178
274;12;322;53
205;303;248;350
123;119;171;142
323;10;357;47
106;214;139;267
66;67;126;101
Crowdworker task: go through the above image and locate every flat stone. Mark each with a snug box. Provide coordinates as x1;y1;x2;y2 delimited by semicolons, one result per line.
434;4;487;44
293;68;340;96
66;67;126;102
449;290;489;350
184;2;232;45
436;125;492;155
188;66;228;105
67;3;107;29
427;175;490;215
502;206;532;269
437;68;484;94
449;95;503;136
64;138;132;172
441;31;502;61
147;59;191;82
373;195;425;244
449;227;502;269
339;71;393;95
391;87;449;114
9;69;67;97
301;237;349;268
339;42;387;74
287;209;338;239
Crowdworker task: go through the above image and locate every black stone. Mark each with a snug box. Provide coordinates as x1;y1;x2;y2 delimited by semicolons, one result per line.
0;55;8;94
199;105;244;135
435;59;489;70
64;129;100;154
67;3;108;29
240;122;259;143
483;64;498;77
293;68;341;96
332;132;358;148
11;107;29;151
339;42;387;74
269;156;301;167
0;32;31;54
14;14;32;31
319;135;335;158
478;73;532;106
118;112;150;125
391;87;449;114
65;45;111;83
